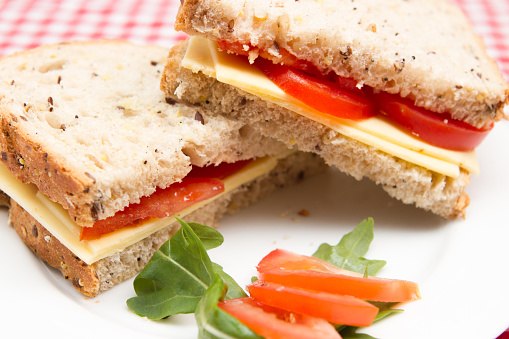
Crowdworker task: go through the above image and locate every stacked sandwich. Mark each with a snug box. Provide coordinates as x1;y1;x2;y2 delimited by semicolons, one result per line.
1;0;508;297
164;0;508;218
0;41;325;296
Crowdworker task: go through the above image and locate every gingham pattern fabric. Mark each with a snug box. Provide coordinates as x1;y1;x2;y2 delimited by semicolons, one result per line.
0;0;186;56
0;0;508;79
0;0;508;336
455;0;509;79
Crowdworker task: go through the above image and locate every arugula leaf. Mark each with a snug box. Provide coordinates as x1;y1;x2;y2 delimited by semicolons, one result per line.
370;302;403;322
195;274;263;339
312;217;386;276
339;326;378;339
338;303;402;339
213;263;247;299
126;218;244;319
187;222;225;251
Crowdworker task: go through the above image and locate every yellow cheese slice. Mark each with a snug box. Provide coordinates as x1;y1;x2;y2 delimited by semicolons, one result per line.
182;36;480;178
0;155;280;264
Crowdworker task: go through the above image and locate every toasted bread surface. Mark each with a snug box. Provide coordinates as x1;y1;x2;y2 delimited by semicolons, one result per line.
176;0;509;128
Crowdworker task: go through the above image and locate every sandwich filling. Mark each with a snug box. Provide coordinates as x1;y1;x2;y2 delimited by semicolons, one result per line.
80;160;251;241
180;37;480;179
0;154;284;264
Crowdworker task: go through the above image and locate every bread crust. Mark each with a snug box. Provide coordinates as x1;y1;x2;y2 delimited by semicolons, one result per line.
176;0;509;128
7;152;325;297
9;200;101;296
162;40;471;219
0;190;10;207
0;111;97;226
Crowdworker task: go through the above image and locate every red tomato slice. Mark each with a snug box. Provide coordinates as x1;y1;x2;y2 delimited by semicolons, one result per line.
219;39;491;150
186;159;251;180
247;280;378;327
253;57;376;120
373;91;493;151
217;40;322;78
218;297;341;339
257;249;420;303
80;177;224;241
80;161;252;240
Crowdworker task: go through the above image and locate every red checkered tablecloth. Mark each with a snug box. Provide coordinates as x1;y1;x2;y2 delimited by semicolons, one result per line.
0;0;508;79
0;0;508;337
0;0;186;55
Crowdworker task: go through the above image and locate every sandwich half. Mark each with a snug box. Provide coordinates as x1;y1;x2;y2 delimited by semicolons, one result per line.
0;40;325;296
163;0;509;218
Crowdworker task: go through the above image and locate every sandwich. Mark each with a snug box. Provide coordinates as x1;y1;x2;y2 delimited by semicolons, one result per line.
162;0;509;218
0;40;325;296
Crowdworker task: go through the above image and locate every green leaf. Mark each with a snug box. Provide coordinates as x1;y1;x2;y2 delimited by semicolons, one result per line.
370;302;403;322
339;326;378;339
187;222;225;251
337;303;403;338
195;274;263;339
312;217;386;275
212;263;247;299
127;218;222;319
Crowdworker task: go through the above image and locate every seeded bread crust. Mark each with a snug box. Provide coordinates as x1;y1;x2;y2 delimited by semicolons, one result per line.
0;191;9;207
0;40;289;227
176;0;509;128
162;40;470;218
8;151;325;297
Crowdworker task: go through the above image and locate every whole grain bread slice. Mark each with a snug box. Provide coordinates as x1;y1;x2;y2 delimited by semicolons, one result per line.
0;40;289;227
161;40;470;218
176;0;508;128
7;151;325;297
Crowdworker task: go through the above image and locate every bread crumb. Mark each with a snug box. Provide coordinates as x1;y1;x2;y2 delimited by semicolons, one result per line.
279;209;290;217
254;8;268;21
298;209;310;216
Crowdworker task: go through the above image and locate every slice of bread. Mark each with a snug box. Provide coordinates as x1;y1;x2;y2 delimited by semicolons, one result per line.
176;0;508;128
0;40;290;227
161;40;470;218
7;151;325;297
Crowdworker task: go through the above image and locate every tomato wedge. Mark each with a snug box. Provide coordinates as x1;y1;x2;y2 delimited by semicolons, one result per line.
373;91;493;151
254;57;377;120
247;280;378;327
257;249;420;302
80;177;224;240
218;297;341;339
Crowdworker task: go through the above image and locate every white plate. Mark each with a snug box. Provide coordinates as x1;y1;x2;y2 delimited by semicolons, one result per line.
1;122;509;339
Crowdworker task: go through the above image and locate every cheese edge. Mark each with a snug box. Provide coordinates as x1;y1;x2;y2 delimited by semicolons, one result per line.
0;155;280;264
